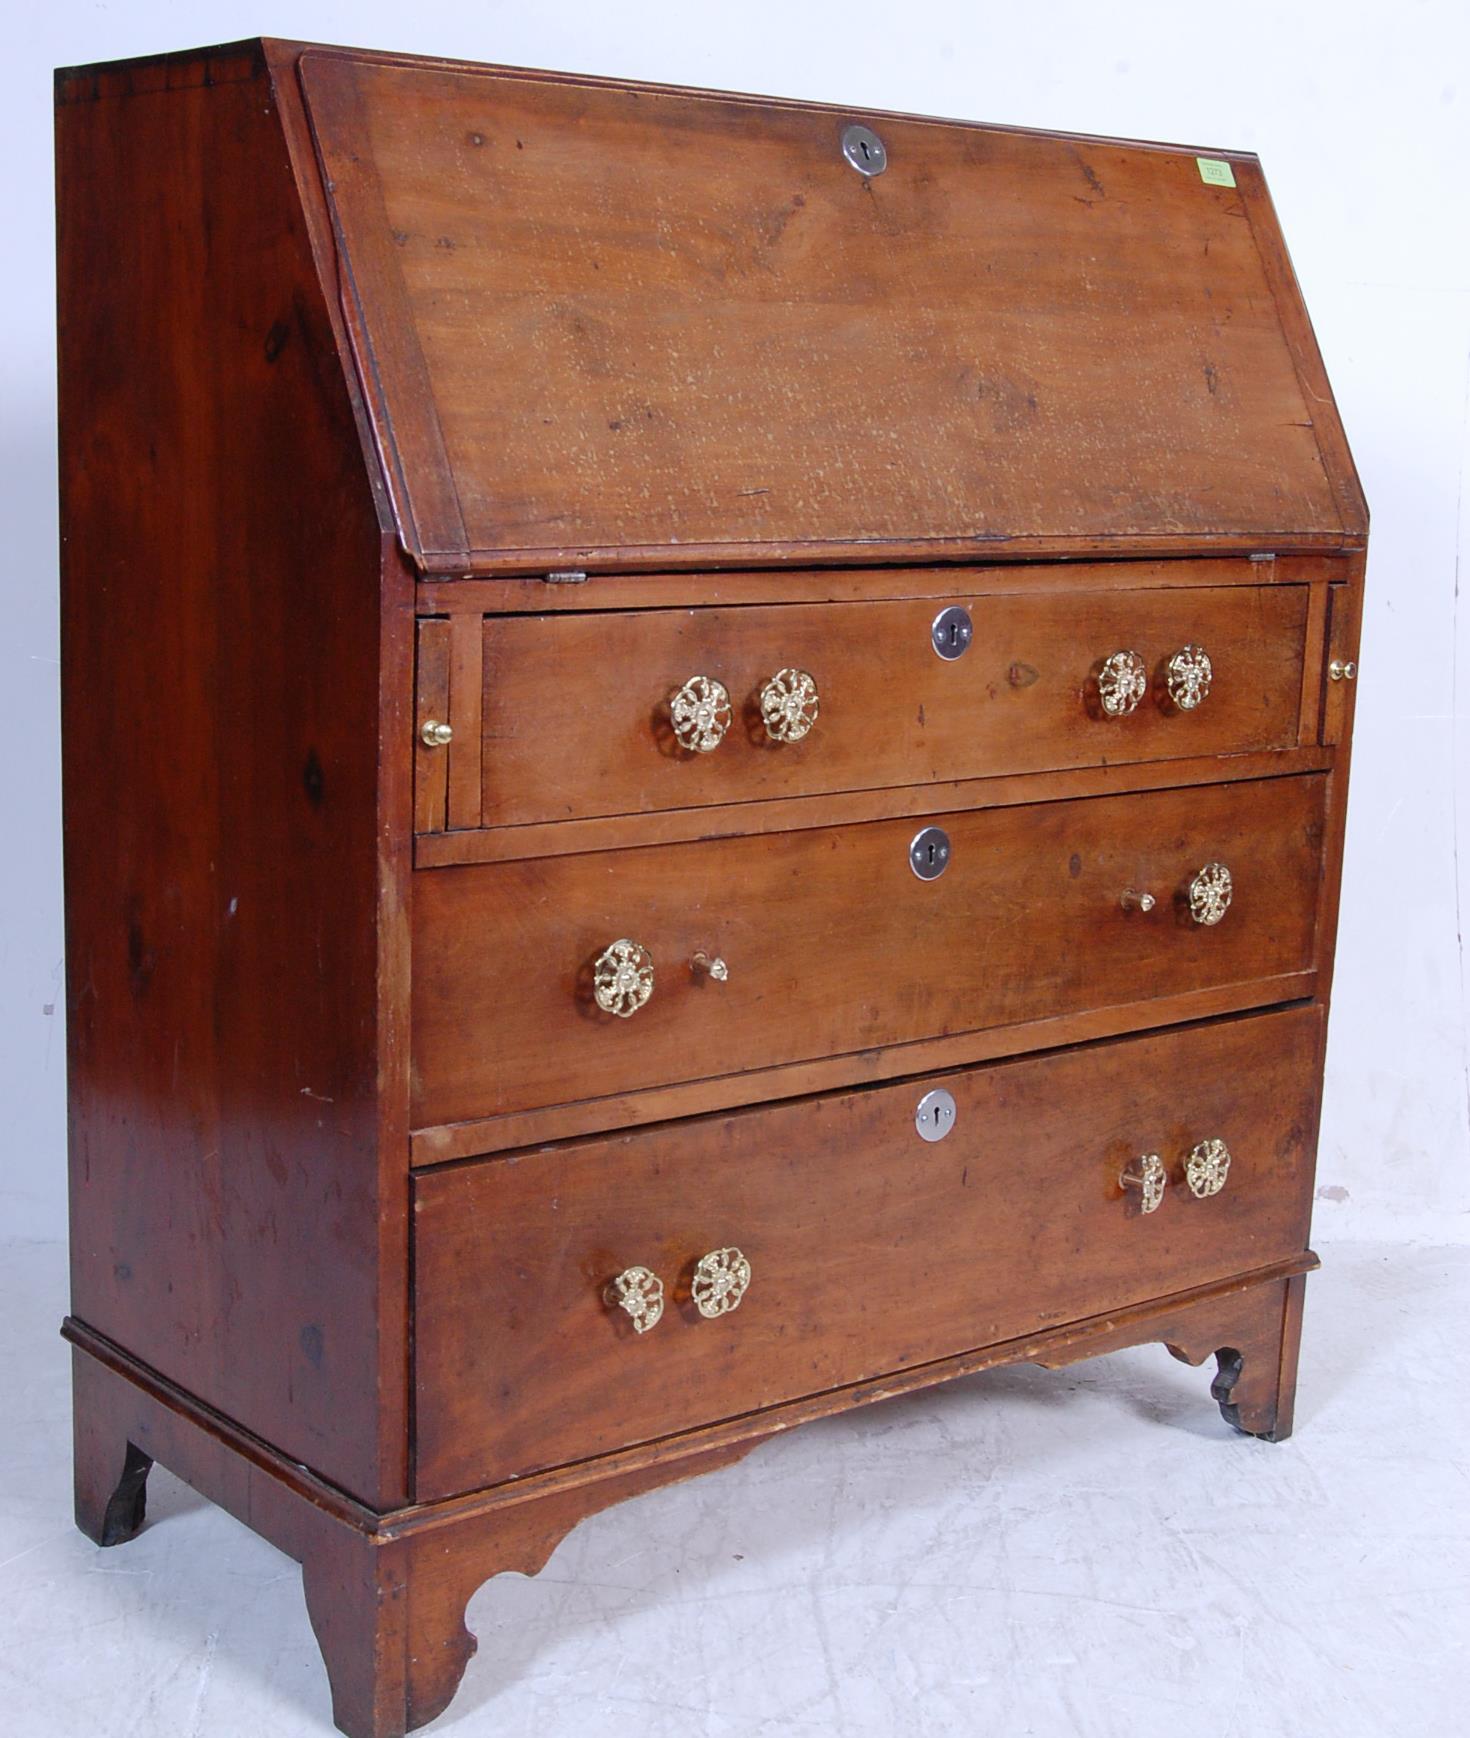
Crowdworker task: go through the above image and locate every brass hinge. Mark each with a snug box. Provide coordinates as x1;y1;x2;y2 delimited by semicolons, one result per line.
544;569;588;585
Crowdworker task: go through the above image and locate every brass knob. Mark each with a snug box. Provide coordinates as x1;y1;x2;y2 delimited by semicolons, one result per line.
1328;659;1358;683
670;675;732;753
1188;861;1234;926
604;1266;665;1334
691;951;729;981
1097;649;1148;717
1121;889;1156;913
592;939;655;1018
1185;1138;1232;1198
759;668;819;742
1121;1153;1166;1214
691;1247;752;1317
1165;644;1213;710
420;719;453;748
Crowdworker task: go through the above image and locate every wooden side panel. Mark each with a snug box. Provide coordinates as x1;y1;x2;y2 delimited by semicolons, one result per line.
1298;581;1329;744
414;619;451;832
299;50;1351;572
57;46;405;1505
413;1004;1324;1494
477;583;1309;827
1312;556;1367;1013
412;773;1327;1128
1235;159;1368;543
446;614;484;830
1322;583;1363;747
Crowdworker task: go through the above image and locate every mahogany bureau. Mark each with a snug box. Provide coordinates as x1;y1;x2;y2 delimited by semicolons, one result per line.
57;38;1366;1737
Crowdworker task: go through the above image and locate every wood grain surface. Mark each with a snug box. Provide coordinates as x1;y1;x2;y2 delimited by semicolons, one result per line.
420;748;1334;870
471;583;1310;828
417;552;1343;615
413;619;450;833
58;43;411;1506
299;49;1354;572
411;772;1326;1128
413;1004;1322;1494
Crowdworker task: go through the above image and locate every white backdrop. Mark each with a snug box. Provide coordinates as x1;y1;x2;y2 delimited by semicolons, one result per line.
5;0;1467;1243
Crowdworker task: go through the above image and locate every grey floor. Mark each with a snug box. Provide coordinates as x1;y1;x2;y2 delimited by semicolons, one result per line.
3;1235;1466;1737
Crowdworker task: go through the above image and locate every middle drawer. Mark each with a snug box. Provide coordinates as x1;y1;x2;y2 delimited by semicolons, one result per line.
412;773;1324;1132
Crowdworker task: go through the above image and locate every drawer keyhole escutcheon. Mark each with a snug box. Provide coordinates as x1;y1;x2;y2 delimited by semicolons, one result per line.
592;939;655;1017
760;668;820;742
1165;644;1213;711
604;1266;666;1334
915;1088;957;1142
1188;861;1234;926
670;675;732;753
841;122;887;177
931;606;974;660
692;1248;752;1317
1097;649;1148;716
909;825;952;880
1121;1153;1167;1214
1185;1138;1232;1198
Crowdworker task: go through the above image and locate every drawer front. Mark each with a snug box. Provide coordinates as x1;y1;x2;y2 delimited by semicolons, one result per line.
414;1004;1323;1496
412;774;1324;1130
469;583;1308;829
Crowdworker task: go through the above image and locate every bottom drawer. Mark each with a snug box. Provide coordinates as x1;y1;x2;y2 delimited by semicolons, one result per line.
413;1004;1323;1498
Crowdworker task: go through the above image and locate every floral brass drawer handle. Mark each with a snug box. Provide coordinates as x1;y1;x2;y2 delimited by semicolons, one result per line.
1166;644;1213;711
692;1247;752;1317
1185;1138;1232;1198
670;675;732;753
1120;1152;1167;1214
760;668;820;742
604;1266;665;1334
592;939;655;1017
1097;649;1148;717
1188;861;1234;926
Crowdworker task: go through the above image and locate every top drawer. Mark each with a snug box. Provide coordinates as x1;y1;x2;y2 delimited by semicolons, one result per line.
451;579;1308;831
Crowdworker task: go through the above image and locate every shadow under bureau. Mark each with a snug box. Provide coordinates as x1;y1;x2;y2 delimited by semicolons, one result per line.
57;37;1366;1737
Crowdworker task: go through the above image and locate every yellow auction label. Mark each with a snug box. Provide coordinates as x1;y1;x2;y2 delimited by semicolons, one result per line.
1196;157;1237;188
